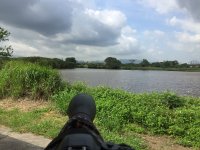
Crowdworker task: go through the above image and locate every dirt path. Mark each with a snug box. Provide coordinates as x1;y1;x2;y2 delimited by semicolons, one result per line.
140;134;193;150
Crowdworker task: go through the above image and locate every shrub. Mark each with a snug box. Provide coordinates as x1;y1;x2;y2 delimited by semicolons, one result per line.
0;61;65;99
160;92;184;109
51;83;200;147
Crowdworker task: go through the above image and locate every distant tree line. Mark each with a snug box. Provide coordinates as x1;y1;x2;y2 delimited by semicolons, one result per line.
0;57;77;69
121;59;194;69
122;59;189;68
1;56;199;70
21;57;200;70
80;57;121;69
86;58;200;70
17;57;77;69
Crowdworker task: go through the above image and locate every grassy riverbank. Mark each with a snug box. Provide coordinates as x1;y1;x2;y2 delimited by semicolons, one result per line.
0;99;147;150
52;83;200;148
120;66;200;72
0;61;200;149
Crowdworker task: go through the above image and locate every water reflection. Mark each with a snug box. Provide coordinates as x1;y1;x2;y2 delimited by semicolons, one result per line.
60;69;200;97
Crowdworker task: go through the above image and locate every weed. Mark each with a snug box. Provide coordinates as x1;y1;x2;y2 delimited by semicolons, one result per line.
0;61;65;99
52;84;200;148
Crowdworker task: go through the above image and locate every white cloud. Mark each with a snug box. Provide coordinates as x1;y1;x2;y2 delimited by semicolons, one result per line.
175;32;200;43
85;9;126;28
144;30;165;37
139;0;178;14
12;42;39;56
53;8;127;47
168;16;200;33
121;26;137;36
142;30;166;48
112;26;140;55
160;1;200;60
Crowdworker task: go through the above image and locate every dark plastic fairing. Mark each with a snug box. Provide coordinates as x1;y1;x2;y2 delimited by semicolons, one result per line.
56;134;101;150
67;94;96;122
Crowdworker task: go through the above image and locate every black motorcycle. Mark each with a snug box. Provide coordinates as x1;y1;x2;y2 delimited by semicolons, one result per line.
45;94;134;150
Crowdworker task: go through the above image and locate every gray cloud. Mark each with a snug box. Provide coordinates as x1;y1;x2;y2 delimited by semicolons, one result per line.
0;0;125;47
176;0;200;22
59;10;121;47
0;0;144;60
0;0;72;35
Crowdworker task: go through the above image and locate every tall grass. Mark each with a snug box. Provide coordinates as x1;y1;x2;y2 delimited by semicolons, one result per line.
0;61;65;99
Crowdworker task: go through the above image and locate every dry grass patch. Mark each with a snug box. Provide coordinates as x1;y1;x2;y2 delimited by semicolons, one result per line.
0;98;49;111
140;134;193;150
0;100;67;138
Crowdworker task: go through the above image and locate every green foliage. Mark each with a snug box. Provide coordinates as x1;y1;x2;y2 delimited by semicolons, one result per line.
0;57;10;69
0;61;65;99
121;60;198;71
11;56;77;69
0;107;66;138
14;57;67;69
99;128;146;150
52;83;200;148
160;92;184;109
151;60;179;68
162;60;179;68
0;107;146;149
65;57;77;68
140;59;150;67
0;27;10;42
52;87;77;114
104;57;121;69
0;27;13;57
52;82;90;114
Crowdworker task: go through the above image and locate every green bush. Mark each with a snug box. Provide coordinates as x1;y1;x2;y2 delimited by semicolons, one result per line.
161;92;184;109
51;83;200;148
0;61;65;99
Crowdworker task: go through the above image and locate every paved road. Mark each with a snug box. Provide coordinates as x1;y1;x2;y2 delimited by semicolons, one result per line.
0;134;44;150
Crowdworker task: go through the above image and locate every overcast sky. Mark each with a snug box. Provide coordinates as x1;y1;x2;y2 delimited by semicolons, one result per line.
0;0;200;63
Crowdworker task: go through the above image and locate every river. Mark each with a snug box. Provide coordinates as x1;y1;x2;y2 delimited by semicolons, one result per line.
60;68;200;97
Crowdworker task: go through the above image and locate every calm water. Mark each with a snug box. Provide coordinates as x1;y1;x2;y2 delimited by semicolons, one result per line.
60;69;200;97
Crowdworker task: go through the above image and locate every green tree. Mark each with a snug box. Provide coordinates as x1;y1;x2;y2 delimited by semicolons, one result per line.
140;59;150;67
171;60;179;66
0;27;13;57
180;63;189;68
162;60;179;68
104;57;121;69
65;57;77;68
151;62;161;67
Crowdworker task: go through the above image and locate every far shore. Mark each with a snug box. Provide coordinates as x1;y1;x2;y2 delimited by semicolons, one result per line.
120;67;200;72
76;66;200;72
